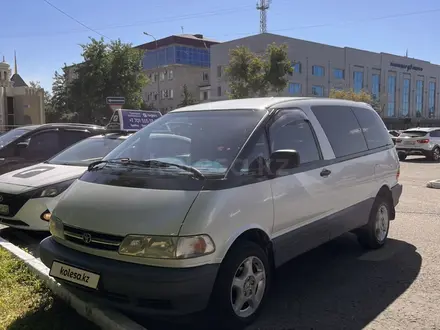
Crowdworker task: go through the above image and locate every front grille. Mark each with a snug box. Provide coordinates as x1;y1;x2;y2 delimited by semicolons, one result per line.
63;225;123;251
0;193;29;217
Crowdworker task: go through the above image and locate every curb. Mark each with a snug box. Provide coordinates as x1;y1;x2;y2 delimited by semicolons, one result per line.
0;237;147;330
426;179;440;189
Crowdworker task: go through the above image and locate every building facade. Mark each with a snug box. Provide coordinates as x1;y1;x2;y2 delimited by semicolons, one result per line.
136;34;219;112
210;33;440;128
0;57;45;130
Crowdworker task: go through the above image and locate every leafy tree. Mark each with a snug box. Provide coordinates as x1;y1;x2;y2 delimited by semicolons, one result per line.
178;84;197;107
225;43;293;99
56;38;148;124
140;101;157;110
329;89;373;103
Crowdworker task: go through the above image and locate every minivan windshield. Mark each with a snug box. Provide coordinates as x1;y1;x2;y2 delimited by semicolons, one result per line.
400;130;428;137
0;128;29;148
104;109;266;175
48;135;126;166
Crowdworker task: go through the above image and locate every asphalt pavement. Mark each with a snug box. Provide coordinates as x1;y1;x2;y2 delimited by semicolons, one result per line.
1;156;439;330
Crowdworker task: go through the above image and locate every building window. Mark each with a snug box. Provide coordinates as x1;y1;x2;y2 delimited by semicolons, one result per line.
387;76;396;117
312;65;325;77
153;73;158;82
203;91;208;100
202;72;209;81
311;85;324;96
142;46;210;69
217;86;222;96
168;70;174;80
217;65;222;78
402;78;410;116
353;71;363;93
333;69;344;79
416;80;424;117
429;81;436;118
290;62;301;75
288;83;301;95
372;74;380;99
160;72;165;81
169;89;174;99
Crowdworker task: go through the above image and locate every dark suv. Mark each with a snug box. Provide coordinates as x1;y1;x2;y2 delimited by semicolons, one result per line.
0;123;106;175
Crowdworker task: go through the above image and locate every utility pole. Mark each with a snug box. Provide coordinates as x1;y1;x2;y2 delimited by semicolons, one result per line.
256;0;271;34
143;32;161;111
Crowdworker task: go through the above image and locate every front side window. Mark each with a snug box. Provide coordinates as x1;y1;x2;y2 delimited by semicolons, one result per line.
48;136;126;166
23;131;60;159
269;111;321;165
311;105;368;158
0;128;29;148
104;110;266;175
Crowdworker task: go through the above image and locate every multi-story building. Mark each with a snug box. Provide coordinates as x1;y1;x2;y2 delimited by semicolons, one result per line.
136;34;219;112
210;32;440;128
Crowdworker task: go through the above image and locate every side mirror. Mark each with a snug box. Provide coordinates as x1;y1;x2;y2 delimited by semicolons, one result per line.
269;149;300;174
17;142;29;149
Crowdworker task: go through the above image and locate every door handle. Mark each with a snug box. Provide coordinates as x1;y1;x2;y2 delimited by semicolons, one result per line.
320;168;331;177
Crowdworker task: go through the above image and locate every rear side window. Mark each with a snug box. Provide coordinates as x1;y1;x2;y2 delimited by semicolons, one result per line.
62;130;91;147
352;107;392;149
311;105;368;158
400;130;428;137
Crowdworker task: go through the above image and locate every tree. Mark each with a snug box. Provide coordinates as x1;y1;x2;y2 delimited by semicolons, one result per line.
178;84;197;107
56;38;148;124
225;43;293;99
329;89;373;103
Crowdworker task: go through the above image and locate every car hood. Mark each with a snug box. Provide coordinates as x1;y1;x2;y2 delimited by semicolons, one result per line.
52;179;200;236
0;163;87;191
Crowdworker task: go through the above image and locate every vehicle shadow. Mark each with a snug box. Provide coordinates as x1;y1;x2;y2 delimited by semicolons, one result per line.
139;234;421;330
0;227;49;258
402;156;431;163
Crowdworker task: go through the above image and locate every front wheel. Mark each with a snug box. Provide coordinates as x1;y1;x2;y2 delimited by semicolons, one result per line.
356;196;391;249
209;240;271;329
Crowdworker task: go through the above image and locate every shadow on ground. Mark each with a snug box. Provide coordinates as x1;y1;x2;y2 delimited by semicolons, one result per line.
137;235;421;330
6;297;98;330
0;227;49;257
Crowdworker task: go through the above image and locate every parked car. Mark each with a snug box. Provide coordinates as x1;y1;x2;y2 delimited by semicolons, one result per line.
0;131;132;231
388;130;401;145
0;123;106;175
395;127;440;161
39;98;402;329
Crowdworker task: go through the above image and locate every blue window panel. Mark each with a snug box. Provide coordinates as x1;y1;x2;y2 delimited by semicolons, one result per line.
402;78;410;116
288;83;301;95
312;85;324;96
416;80;424;116
429;81;436;117
333;69;344;79
291;62;301;74
371;74;380;99
312;65;324;76
387;76;396;117
353;71;363;93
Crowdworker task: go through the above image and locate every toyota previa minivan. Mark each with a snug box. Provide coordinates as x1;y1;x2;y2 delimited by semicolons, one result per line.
39;97;402;329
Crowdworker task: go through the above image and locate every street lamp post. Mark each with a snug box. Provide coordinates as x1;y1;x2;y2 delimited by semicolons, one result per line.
143;32;160;111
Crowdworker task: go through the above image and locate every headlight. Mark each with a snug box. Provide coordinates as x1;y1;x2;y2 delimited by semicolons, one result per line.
32;179;76;198
49;216;64;239
118;234;215;259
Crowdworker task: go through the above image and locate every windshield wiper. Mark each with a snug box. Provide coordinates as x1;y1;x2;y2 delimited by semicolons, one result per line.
125;159;205;180
87;158;130;171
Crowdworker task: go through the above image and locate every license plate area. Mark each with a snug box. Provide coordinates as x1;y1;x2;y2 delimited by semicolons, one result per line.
50;261;100;289
403;141;415;145
0;204;9;215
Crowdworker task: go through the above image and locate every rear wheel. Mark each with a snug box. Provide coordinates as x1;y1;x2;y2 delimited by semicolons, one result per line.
398;152;407;161
429;147;440;161
356;196;391;249
209;240;271;329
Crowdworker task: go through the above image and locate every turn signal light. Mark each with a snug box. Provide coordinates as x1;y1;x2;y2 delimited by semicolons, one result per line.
417;139;430;143
396;166;400;181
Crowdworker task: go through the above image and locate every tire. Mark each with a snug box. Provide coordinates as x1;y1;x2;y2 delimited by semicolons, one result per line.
356;196;391;250
398;152;407;161
208;240;271;330
429;147;440;162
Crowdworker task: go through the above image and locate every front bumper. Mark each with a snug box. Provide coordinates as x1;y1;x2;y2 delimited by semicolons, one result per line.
0;197;52;231
39;237;220;315
391;183;403;207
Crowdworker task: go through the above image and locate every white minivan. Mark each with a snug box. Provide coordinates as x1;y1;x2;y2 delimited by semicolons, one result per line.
39;98;402;329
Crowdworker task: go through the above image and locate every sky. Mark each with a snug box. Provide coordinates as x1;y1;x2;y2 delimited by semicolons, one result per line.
2;0;440;92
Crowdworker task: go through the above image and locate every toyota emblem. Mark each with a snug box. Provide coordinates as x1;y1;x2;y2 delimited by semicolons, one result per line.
82;233;92;244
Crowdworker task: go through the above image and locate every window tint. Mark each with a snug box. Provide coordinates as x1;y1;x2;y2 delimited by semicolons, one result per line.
400;130;428;137
352;107;392;149
238;133;270;175
311;105;368;158
26;131;60;158
62;130;91;147
269;112;320;164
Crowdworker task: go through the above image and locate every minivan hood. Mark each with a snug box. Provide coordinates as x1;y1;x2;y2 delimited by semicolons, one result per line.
0;163;86;189
52;180;200;236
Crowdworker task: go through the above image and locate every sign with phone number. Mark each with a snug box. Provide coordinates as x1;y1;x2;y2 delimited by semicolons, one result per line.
121;110;162;131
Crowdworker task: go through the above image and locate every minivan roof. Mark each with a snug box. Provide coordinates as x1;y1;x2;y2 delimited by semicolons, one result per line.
171;97;373;112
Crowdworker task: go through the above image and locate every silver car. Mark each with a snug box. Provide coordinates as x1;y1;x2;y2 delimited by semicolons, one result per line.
395;127;440;161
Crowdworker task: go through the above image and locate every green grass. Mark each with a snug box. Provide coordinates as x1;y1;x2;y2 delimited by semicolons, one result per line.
0;247;99;330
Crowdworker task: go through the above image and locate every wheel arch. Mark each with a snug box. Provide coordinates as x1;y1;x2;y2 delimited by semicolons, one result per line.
376;184;395;220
